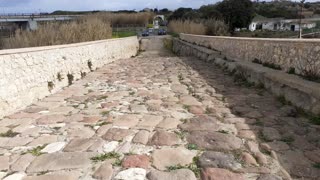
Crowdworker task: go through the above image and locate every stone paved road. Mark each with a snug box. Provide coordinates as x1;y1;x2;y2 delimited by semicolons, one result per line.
0;37;319;180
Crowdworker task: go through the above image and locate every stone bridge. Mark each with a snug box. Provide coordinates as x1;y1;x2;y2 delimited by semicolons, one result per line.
0;35;319;180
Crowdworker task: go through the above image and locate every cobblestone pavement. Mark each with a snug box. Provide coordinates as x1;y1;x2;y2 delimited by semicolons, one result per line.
0;37;319;180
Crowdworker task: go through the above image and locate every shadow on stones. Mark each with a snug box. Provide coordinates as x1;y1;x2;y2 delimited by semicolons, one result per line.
179;56;320;179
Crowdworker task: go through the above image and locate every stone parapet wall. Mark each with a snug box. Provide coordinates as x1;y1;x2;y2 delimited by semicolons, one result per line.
173;38;320;115
180;33;320;75
0;37;139;118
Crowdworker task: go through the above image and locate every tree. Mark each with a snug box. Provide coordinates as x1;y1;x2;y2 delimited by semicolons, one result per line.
199;5;223;19
216;0;254;31
168;8;193;21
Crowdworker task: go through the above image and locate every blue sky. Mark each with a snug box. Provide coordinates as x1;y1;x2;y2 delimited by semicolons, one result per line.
0;0;215;13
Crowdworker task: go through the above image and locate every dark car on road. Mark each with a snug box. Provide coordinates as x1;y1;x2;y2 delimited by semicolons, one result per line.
142;30;149;37
158;29;167;35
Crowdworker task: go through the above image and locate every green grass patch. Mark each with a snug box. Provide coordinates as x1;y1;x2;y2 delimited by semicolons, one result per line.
186;144;198;150
27;145;46;156
91;152;121;162
0;130;19;137
100;111;110;116
313;163;320;169
112;31;137;38
166;156;200;177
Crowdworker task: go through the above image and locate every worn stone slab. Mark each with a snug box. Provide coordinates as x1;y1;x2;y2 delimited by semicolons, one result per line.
152;147;197;170
187;131;242;151
27;152;95;173
102;128;134;141
147;169;197;180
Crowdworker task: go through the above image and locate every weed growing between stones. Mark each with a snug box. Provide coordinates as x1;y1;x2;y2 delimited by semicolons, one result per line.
81;71;87;79
277;95;292;106
186;144;198;150
47;81;55;92
27;145;46;156
100;111;110;116
313;163;320;169
183;105;190;111
218;130;229;134
57;72;63;82
129;91;135;96
280;136;295;145
37;171;49;175
88;61;93;71
0;130;19;137
166;156;201;177
67;73;74;86
310;115;320;125
85;121;111;129
180;119;188;124
253;119;264;126
234;73;255;88
91;152;121;163
205;107;213;114
174;130;187;140
178;74;184;81
287;67;296;75
96;95;108;101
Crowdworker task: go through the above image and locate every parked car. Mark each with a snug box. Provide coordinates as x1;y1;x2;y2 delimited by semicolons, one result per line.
142;30;149;37
158;29;167;35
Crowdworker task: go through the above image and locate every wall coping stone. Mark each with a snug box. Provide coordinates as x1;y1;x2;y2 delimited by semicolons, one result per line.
0;36;137;55
180;33;320;43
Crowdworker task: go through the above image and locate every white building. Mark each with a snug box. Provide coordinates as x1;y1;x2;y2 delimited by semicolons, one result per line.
249;17;316;32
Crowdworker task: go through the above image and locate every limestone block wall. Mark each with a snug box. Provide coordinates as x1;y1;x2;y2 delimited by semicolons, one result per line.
0;37;139;118
180;33;320;75
173;38;320;115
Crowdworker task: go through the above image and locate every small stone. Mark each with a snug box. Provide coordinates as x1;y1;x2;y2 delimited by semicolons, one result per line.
256;152;268;165
102;128;134;141
103;141;119;153
27;152;94;173
41;142;66;153
147;169;197;180
262;128;281;141
148;130;180;146
241;152;258;166
122;155;150;169
93;161;113;180
133;130;150;145
180;95;202;106
28;135;58;146
36;115;67;125
0;156;9;171
179;116;220;132
260;143;272;152
81;116;101;124
268;141;290;152
257;174;283;180
238;167;271;174
64;138;95;152
137;115;163;129
171;84;189;94
199;151;241;170
130;105;148;113
114;168;146;180
156;118;181;130
201;168;244;180
246;141;260;154
187;131;242;151
188;106;204;114
305;150;320;163
11;154;35;172
3;172;26;180
152;147;197;170
238;130;256;140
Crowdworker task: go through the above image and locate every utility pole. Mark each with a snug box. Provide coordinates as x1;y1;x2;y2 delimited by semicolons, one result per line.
299;0;305;39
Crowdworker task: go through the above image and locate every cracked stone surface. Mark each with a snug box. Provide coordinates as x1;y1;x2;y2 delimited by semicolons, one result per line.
0;36;319;179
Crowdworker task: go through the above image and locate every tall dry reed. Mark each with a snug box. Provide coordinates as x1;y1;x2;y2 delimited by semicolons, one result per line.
2;15;112;49
168;19;229;36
